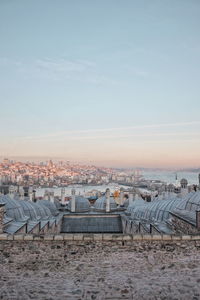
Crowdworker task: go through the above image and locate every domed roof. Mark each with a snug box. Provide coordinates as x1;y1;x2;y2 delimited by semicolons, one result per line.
0;195;29;222
180;178;188;183
128;195;180;223
18;200;41;221
68;196;90;212
37;200;59;216
174;191;200;212
94;195;117;211
34;202;52;219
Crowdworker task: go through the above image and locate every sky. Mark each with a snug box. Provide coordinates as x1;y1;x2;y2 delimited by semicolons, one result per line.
0;0;200;168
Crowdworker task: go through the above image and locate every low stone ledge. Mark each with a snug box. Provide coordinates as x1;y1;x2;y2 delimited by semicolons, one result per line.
7;235;14;240
132;235;143;240
24;235;34;241
142;234;152;240
0;234;8;240
181;235;191;240
63;234;74;241
54;235;64;241
151;235;162;240
171;235;182;241
102;234;114;241
73;234;84;241
14;235;24;241
162;235;172;241
43;235;54;241
112;234;123;241
191;235;200;240
123;235;132;241
93;234;103;241
83;234;94;241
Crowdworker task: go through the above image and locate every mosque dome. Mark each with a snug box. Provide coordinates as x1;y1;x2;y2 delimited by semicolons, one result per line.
34;202;52;219
37;200;59;216
18;200;41;221
173;191;200;212
68;196;90;212
180;178;188;188
0;195;29;222
94;195;117;211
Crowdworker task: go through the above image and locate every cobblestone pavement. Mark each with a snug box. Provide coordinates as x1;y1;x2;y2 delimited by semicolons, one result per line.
0;242;200;299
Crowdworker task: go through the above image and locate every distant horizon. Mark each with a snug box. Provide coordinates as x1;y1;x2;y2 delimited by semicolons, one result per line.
1;156;200;171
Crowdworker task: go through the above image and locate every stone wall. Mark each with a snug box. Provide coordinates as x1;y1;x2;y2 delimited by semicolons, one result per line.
0;205;5;234
171;213;200;235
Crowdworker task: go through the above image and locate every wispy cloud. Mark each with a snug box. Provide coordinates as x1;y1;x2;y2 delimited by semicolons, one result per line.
0;57;117;85
20;120;200;141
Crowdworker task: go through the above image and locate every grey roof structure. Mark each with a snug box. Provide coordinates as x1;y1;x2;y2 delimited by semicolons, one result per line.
61;214;122;233
94;195;117;211
68;196;90;212
38;200;59;216
0;195;29;222
18;200;41;221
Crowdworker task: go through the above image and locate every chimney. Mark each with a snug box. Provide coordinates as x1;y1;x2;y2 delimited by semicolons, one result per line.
196;210;200;230
0;204;5;233
28;187;33;202
71;189;76;212
50;191;54;203
129;192;134;205
19;186;24;200
61;188;65;205
119;188;124;205
106;188;110;212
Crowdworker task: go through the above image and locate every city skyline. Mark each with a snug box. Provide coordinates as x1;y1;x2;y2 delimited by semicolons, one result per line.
0;1;200;168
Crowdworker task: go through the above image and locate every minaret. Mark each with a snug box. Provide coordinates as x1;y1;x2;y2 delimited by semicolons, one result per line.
129;192;134;206
49;191;54;203
106;188;110;212
9;185;15;199
61;188;65;205
19;186;24;200
44;190;49;200
28;187;33;202
119;188;124;205
71;189;76;212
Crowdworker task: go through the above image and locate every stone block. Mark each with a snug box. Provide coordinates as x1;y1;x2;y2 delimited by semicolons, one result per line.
63;234;74;240
171;235;181;241
123;235;132;241
112;234;123;241
7;235;14;240
133;235;143;240
143;234;152;240
181;235;191;240
54;235;64;241
103;234;113;241
93;234;103;241
191;235;200;240
14;235;24;240
162;235;172;241
33;236;41;240
24;235;34;241
0;234;8;240
73;234;84;241
83;234;93;241
151;235;162;240
44;235;54;241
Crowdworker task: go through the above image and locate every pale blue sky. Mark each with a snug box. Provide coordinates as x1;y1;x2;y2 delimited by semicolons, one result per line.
0;0;200;167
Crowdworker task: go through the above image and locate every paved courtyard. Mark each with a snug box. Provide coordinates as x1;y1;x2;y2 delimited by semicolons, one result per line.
0;242;200;299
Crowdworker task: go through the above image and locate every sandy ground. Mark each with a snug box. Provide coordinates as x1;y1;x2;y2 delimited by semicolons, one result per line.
0;243;200;300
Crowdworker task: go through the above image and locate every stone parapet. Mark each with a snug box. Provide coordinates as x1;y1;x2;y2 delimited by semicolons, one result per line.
1;233;200;242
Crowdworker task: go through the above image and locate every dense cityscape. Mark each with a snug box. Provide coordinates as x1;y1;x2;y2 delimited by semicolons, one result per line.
0;158;145;187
